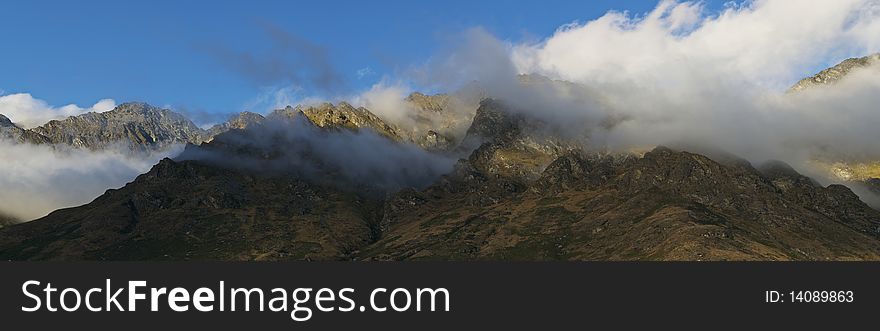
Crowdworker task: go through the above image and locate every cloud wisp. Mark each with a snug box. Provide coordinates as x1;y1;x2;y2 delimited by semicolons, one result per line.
176;116;457;193
203;22;347;95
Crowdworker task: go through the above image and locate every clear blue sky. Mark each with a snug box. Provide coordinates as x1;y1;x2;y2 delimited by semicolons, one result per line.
0;0;730;117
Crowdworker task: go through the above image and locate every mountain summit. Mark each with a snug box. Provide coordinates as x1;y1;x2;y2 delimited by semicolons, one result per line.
29;102;208;151
0;114;14;127
790;53;880;92
0;113;51;144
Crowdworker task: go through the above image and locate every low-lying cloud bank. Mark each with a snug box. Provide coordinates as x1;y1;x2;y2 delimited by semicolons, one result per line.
0;92;116;128
0;140;181;220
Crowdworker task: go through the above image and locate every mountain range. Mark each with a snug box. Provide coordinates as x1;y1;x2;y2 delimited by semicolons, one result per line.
1;56;879;261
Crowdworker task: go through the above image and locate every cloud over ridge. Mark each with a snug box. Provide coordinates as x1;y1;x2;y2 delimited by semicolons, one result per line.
0;92;116;128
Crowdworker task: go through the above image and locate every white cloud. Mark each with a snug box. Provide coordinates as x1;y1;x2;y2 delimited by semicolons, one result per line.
356;67;375;79
0;140;182;221
352;81;415;125
512;0;880;90
407;0;880;161
242;85;332;114
0;92;116;128
497;0;880;161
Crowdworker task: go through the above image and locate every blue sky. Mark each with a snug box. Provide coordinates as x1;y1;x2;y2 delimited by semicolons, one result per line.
0;0;733;117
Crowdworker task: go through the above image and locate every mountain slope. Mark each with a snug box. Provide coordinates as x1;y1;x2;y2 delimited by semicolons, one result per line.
0;107;446;261
365;147;880;261
0;159;380;260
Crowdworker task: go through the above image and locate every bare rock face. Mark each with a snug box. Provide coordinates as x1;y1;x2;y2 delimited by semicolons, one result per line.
790;53;880;92
29;102;208;151
207;111;265;137
270;100;460;152
1;113;23;140
0;114;13;127
3;104;274;150
406;92;451;113
288;102;402;140
401;92;479;152
460;99;577;182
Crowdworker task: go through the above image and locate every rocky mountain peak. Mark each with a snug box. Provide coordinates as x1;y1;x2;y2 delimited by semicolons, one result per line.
463;99;524;143
268;105;300;120
28;102;207;151
406;92;451;112
0;113;50;144
227;111;265;127
207;111;266;137
455;99;580;183
790;53;880;92
113;102;157;114
295;102;401;140
0;114;15;128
